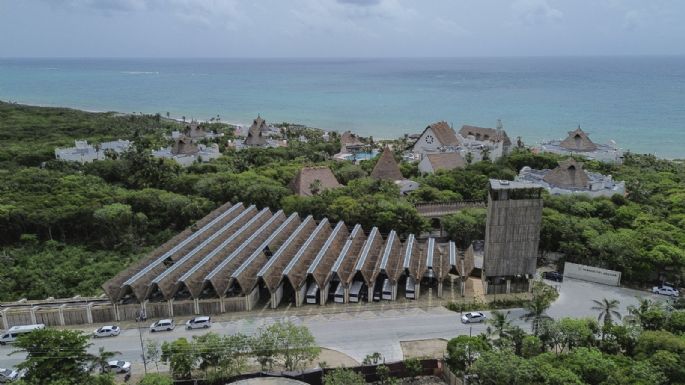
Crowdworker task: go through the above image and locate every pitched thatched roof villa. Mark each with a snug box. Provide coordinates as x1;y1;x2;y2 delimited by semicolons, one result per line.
517;159;625;197
152;136;221;167
371;147;419;194
289;166;342;196
412;121;461;154
418;152;466;174
537;126;623;164
458;120;512;160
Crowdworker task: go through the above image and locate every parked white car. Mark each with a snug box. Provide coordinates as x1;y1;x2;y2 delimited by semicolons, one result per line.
0;368;19;383
93;325;120;338
149;319;175;332
105;360;131;374
461;312;487;324
652;286;679;297
186;316;212;330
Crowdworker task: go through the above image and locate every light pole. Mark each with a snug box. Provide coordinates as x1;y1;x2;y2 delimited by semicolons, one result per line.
136;311;148;375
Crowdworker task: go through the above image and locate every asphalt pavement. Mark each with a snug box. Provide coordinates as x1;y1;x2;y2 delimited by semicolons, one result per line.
0;277;672;374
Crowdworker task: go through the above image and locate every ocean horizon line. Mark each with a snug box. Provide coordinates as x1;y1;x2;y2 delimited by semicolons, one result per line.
3;54;685;60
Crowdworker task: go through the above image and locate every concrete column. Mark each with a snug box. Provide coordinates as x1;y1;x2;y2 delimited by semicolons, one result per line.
168;300;174;317
320;282;330;306
86;303;94;324
437;281;443;298
30;307;37;324
114;304;120;322
271;293;278;309
483;280;489;295
1;308;9;330
460;279;465;297
220;296;226;312
193;298;200;314
415;283;421;300
58;304;66;326
344;286;349;303
528;278;534;292
391;283;398;301
506;279;511;294
367;286;374;303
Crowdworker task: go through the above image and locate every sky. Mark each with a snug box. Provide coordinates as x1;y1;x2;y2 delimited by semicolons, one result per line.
0;0;684;57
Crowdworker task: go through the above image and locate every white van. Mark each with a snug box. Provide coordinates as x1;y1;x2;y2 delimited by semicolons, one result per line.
349;281;364;303
333;283;345;303
0;324;45;345
149;319;175;332
406;276;416;299
186;316;211;330
381;278;392;300
305;282;319;304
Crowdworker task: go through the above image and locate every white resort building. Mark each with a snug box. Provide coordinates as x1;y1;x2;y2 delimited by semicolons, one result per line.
152;136;221;167
517;159;625;198
537;126;623;164
408;120;512;170
457;120;512;161
55;139;131;163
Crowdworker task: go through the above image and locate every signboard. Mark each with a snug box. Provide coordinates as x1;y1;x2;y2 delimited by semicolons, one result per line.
563;262;621;286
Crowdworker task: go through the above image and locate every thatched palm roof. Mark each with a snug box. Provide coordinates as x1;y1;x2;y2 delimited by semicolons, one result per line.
172;136;199;155
425;121;460;146
559;126;598;152
459;124;512;146
289;167;342;196
426;152;466;172
371;148;403;181
543;159;590;189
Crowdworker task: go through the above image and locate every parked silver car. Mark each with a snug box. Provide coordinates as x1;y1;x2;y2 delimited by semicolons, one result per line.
105;360;131;373
149;319;175;332
93;325;121;338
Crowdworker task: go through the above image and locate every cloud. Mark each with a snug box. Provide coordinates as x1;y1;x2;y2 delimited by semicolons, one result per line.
511;0;563;26
39;0;248;29
623;10;644;31
336;0;382;5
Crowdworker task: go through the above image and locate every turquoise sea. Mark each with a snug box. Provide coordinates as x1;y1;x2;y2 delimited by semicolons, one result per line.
0;57;684;158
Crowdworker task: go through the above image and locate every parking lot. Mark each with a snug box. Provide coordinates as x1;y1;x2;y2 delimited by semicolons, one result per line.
0;277;673;375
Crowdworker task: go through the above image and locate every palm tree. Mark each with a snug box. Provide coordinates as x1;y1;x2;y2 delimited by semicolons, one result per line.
521;296;553;336
487;310;512;347
592;298;622;327
91;346;121;373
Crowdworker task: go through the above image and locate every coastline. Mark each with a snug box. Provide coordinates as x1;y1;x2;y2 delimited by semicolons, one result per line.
1;98;679;160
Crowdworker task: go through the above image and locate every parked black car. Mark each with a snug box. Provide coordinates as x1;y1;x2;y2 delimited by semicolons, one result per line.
542;271;563;282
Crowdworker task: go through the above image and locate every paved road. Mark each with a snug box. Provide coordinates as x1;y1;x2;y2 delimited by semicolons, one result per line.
0;278;671;373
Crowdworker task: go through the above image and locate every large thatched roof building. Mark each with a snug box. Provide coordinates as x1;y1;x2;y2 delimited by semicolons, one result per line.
371;148;403;181
412;121;461;154
418;152;466;174
289;166;342;196
244;116;269;147
542;159;589;189
459;124;512;147
559;127;598;152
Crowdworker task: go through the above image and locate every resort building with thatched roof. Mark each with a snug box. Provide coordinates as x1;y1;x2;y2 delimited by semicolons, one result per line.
412;121;461;154
418;152;466;174
289;166;342;196
371;147;420;194
152;136;221;167
537;126;623;164
171;121;222;141
517;159;625;198
457;120;512;160
371;148;404;181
